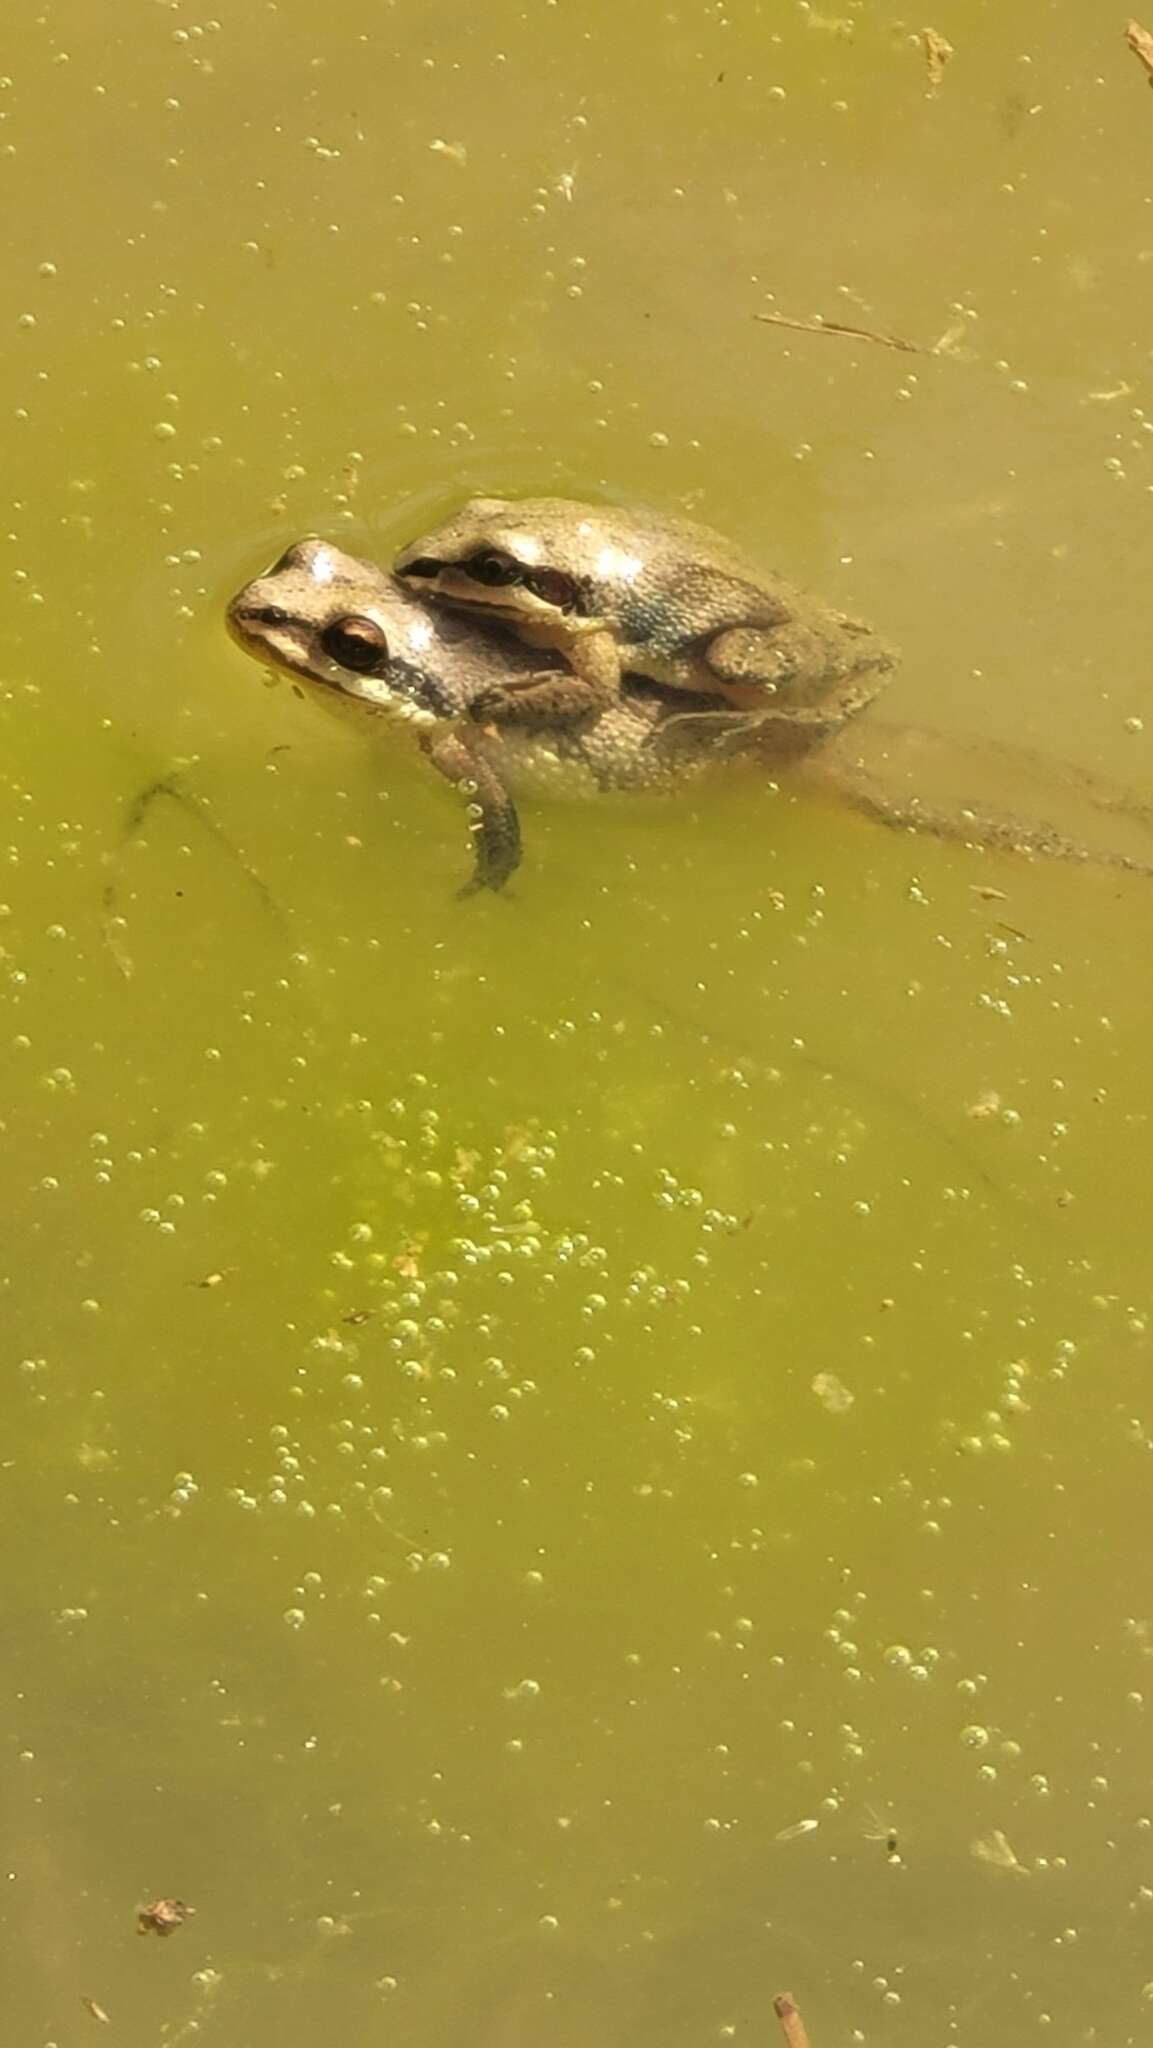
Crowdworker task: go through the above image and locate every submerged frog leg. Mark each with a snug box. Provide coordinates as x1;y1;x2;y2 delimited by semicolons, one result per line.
423;729;523;893
934;728;1153;835
816;762;1153;879
101;773;287;977
469;630;621;726
656;701;847;758
653;705;779;745
815;721;1153;878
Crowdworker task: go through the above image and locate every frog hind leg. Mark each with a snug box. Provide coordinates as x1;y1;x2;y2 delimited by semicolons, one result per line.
807;748;1153;880
469;630;622;727
423;728;523;893
655;701;844;763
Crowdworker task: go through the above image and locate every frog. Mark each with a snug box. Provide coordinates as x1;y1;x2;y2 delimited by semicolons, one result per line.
394;495;896;733
226;538;758;894
228;539;1153;894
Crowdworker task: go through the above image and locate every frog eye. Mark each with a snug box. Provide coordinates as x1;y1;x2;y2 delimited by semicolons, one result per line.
523;567;577;611
463;548;522;587
321;614;390;674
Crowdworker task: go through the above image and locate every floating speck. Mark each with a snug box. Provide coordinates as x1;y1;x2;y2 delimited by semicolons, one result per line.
813;1371;854;1414
775;1817;819;1842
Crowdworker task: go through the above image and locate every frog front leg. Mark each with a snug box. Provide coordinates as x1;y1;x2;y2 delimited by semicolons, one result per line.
703;620;859;708
422;728;523;893
468;627;622;727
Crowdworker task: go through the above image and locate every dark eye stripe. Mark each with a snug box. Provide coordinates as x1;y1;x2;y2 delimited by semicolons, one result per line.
523;568;577;610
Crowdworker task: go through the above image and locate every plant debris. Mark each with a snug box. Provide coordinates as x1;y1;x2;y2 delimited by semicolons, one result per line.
101;775;288;979
966;1090;1002;1120
81;1998;111;2025
922;28;954;89
972;1827;1029;1874
1126;19;1153;84
755;310;922;353
774;1817;819;1843
137;1898;194;1937
754;310;966;356
811;1371;855;1414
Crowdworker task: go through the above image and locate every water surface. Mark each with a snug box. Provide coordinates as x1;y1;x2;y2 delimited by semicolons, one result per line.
3;2;1153;2043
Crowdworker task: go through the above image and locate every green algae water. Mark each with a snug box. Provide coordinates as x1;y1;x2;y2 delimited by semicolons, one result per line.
5;2;1153;2042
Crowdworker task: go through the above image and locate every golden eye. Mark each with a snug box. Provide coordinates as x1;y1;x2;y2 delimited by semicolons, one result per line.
320;615;389;674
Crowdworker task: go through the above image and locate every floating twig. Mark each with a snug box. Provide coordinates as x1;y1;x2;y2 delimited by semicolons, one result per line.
755;310;924;353
774;1992;814;2048
753;308;971;356
1126;18;1153;85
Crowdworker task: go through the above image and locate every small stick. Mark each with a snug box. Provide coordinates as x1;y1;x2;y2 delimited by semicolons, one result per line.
754;311;927;354
774;1991;813;2048
1126;19;1153;84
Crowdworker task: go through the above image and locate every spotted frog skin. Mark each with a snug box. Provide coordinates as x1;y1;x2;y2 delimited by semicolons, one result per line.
395;495;896;731
226;538;761;892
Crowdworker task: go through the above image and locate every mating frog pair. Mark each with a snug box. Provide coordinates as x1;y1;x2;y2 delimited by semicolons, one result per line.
229;498;1153;891
229;498;895;890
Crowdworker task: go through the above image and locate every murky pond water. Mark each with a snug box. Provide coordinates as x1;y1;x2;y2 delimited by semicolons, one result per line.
4;2;1153;2042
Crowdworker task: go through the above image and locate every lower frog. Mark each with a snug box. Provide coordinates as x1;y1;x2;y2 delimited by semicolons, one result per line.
228;539;1153;892
227;538;756;893
395;495;896;731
